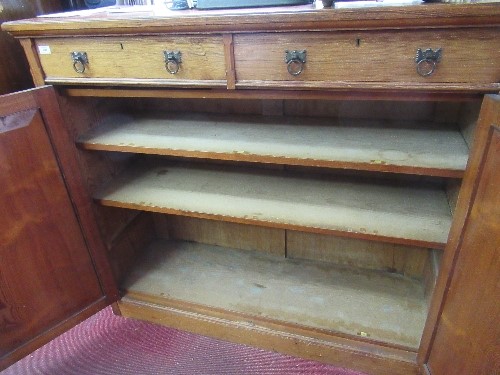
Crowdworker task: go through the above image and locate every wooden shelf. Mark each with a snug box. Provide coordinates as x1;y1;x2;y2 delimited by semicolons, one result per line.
78;113;469;177
121;239;428;349
94;162;452;249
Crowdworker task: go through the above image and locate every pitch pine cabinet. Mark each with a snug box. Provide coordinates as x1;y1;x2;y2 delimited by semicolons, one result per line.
2;4;499;374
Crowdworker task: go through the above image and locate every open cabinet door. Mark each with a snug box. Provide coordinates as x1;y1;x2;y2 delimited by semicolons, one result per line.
0;87;108;370
421;95;500;375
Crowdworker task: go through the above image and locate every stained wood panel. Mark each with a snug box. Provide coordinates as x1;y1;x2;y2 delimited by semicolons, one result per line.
155;215;285;256
94;161;452;248
35;36;226;86
3;4;500;38
234;29;500;89
426;127;500;372
287;231;429;277
78;113;469;177
418;95;500;368
0;89;103;368
118;294;419;375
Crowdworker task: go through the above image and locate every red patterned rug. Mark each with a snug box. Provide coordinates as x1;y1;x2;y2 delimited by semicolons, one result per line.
2;307;368;375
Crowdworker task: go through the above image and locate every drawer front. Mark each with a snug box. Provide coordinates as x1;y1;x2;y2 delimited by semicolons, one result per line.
35;36;227;86
234;29;500;90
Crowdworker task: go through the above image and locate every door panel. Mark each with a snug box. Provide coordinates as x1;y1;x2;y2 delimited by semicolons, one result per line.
0;88;104;369
424;95;500;374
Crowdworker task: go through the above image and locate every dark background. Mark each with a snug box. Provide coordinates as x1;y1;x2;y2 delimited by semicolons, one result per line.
0;0;89;95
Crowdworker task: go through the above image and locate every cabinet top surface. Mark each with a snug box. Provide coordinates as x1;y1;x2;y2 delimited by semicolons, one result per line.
3;3;500;37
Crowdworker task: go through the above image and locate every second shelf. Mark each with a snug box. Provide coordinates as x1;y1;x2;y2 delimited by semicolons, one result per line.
94;161;452;249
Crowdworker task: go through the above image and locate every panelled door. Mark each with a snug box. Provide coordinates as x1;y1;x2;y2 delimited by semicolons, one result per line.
0;87;106;370
422;95;500;375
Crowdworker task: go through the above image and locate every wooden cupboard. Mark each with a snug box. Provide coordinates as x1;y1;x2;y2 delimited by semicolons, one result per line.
1;4;499;375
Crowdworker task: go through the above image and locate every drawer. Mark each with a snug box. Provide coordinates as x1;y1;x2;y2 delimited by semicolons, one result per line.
234;29;500;90
35;36;227;87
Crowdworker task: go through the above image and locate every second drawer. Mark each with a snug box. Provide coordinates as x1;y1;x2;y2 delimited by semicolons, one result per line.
233;29;500;90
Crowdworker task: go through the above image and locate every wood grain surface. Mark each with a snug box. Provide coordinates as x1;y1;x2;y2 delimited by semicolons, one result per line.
234;29;500;87
3;4;500;37
35;36;226;84
155;215;286;256
427;128;500;375
287;231;429;278
419;95;500;373
0;89;102;368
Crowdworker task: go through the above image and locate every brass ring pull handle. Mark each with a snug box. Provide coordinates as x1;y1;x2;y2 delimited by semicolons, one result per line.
164;50;182;74
285;50;306;76
71;52;88;74
415;48;442;77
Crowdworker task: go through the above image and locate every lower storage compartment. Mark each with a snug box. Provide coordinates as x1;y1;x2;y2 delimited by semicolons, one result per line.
119;238;429;350
107;210;440;370
110;211;437;375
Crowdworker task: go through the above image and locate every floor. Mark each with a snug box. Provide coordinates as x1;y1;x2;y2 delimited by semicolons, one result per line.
3;306;368;375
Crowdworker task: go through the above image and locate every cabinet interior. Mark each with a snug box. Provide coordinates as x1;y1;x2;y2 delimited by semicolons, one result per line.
60;94;482;352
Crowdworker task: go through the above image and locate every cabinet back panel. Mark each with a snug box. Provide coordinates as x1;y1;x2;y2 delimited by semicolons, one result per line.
153;215;430;277
133;98;465;122
287;231;429;278
154;215;285;256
